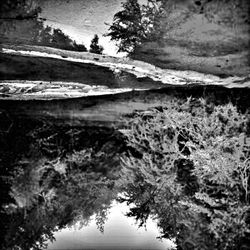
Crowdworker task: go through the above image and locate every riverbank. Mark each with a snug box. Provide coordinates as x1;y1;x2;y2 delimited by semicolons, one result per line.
1;45;249;101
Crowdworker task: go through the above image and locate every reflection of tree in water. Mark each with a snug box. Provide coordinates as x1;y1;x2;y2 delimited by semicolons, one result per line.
117;98;250;250
0;118;125;250
1;97;250;250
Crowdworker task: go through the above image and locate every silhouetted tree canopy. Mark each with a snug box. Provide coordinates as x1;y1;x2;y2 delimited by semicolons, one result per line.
105;0;163;53
0;0;87;51
89;34;104;54
0;96;250;250
106;0;144;53
0;121;124;250
106;0;249;55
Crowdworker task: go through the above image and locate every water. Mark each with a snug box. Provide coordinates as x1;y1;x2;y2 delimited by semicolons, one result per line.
1;85;250;250
46;201;173;250
1;1;250;249
0;110;175;250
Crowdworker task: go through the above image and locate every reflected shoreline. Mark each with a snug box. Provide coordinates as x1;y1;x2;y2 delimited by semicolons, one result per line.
0;88;250;250
46;199;174;250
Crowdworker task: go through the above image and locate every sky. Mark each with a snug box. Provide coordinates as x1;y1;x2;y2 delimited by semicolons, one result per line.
37;0;147;56
46;200;175;250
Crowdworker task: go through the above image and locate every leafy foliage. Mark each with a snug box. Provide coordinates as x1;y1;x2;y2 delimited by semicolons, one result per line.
39;27;87;51
1;96;250;250
0;0;87;51
0;123;123;250
106;0;163;53
89;34;104;54
118;98;250;249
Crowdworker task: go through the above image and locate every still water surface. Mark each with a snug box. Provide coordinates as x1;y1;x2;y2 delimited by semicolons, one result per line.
1;86;250;250
46;201;174;250
0;111;174;250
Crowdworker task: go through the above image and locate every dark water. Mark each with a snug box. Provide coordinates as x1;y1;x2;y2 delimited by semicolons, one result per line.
1;86;250;250
0;107;173;250
1;0;250;248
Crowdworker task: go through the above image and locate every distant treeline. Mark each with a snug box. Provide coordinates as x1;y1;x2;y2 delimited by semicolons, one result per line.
0;0;104;53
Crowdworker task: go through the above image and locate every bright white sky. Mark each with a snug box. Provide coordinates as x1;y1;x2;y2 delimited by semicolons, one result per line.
38;0;147;56
46;200;175;250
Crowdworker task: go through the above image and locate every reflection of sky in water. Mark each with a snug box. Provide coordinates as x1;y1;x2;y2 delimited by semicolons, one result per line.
38;0;147;56
46;200;175;250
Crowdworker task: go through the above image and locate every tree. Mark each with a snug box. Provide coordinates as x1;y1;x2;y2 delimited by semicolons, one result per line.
50;28;74;50
105;0;144;53
89;34;104;54
38;27;87;51
72;41;88;52
105;0;163;53
0;0;87;51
